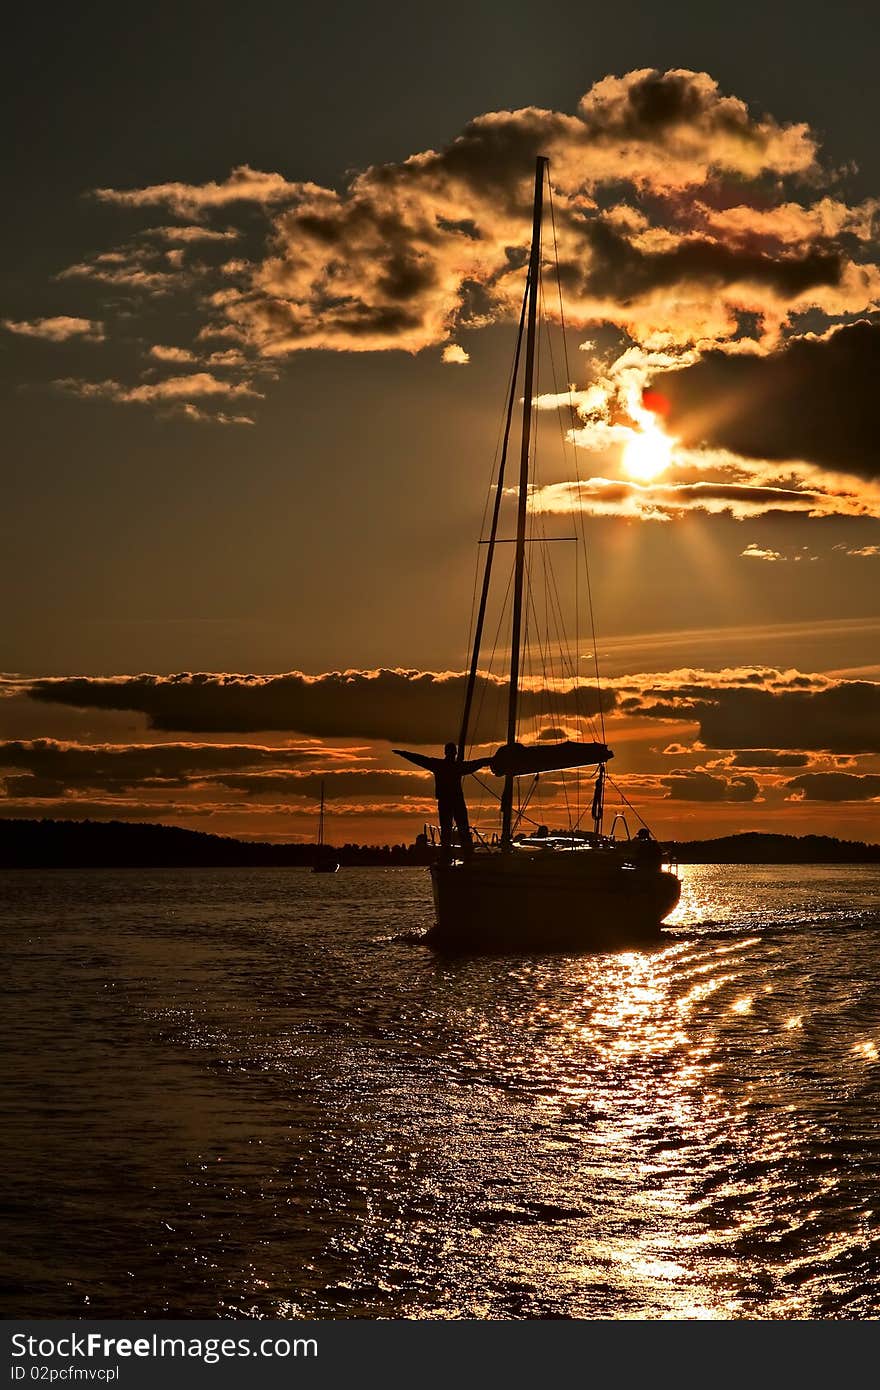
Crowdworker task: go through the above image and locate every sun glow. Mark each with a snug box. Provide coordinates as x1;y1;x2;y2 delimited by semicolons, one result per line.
620;388;677;482
622;426;674;481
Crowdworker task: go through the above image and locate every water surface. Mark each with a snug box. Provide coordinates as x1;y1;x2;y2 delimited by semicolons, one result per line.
3;864;879;1319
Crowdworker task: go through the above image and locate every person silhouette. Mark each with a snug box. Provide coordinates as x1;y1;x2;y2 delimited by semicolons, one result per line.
394;742;491;858
632;826;662;870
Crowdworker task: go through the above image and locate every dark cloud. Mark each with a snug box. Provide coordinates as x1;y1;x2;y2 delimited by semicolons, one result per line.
0;799;222;824
786;772;880;801
2;775;67;799
581;217;842;303
655;320;880;479
730;750;811;768
661;770;759;801
0;739;328;793
696;682;880;754
22;670;611;741
0;743;431;806
211;770;430;798
13;670;880;765
633;678;880;754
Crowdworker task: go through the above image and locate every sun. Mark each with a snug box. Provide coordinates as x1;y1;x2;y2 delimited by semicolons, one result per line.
621;422;674;482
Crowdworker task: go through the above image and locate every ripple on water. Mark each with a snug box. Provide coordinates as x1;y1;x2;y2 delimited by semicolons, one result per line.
2;863;879;1318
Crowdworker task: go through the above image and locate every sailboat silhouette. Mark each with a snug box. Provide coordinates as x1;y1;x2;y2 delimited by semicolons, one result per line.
313;780;340;874
396;157;680;950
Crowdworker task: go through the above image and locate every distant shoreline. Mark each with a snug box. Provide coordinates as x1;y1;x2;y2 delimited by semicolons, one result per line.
1;819;878;868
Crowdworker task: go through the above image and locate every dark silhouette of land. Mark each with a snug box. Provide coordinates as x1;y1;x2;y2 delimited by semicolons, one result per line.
0;819;878;868
0;819;433;868
666;831;880;864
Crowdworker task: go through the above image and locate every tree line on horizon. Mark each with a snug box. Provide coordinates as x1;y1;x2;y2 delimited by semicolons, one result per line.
0;818;878;868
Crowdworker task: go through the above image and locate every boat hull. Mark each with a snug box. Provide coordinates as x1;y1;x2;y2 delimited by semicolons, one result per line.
427;854;680;952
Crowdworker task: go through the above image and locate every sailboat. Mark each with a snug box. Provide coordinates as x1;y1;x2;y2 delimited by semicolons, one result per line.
397;156;680;951
312;780;340;873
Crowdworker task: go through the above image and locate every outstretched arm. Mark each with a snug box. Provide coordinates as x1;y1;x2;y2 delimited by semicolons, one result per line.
460;756;493;776
393;749;438;772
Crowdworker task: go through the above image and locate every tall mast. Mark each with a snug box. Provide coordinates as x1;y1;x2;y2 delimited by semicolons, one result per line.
501;155;547;847
317;780;325;846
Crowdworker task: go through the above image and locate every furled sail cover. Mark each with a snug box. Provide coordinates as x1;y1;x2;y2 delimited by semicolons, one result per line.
489;740;613;777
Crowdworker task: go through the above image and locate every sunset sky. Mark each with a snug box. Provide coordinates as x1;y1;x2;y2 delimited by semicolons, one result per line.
3;1;879;844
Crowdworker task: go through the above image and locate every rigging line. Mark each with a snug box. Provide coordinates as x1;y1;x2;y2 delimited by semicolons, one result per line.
540;275;578;515
522;555;547;754
532;264;587;832
568;765;604;832
464;274;530;663
523;401;548;736
463;414;506;676
529;286;552;722
465;554;511;825
534;535;566;736
468;558;514;759
605;773;653;833
538;298;590;726
513;803;547;834
536;275;601;746
537;505;574;682
519;287;542;745
524;572;551;731
538;536;558;713
523;575;572;832
546;551;600;743
503;158;546;846
575;546;581;823
528;389;564;728
515;773;541;829
471;774;501;802
531;465;601;745
547;178;606;745
459;270;531;757
523;496;559;748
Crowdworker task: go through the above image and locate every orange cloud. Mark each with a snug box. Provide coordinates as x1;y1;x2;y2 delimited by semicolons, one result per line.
93;165;306;215
53;372;262;422
148;344;198;363
3;316;105;342
12;62;880;523
142;225;241;244
72;68;855;365
441;343;470;364
528;472;880;521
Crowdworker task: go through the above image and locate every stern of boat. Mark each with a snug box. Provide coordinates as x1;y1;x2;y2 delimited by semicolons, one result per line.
428;851;679;953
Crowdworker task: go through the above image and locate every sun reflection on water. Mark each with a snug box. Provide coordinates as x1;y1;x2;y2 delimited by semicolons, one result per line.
5;862;880;1319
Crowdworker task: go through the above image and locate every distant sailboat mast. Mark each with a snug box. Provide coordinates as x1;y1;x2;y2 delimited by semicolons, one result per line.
500;155;547;849
313;777;340;872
